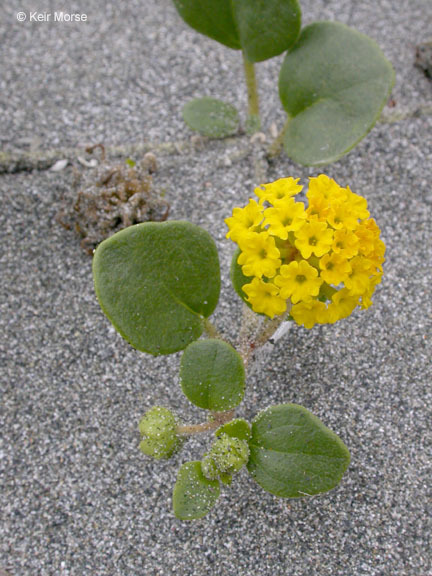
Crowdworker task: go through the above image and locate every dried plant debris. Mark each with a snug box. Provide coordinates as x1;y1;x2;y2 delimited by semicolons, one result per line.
415;41;432;79
59;145;169;254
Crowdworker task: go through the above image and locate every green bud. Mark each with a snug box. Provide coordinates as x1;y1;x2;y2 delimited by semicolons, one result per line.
201;454;219;481
201;433;250;480
219;472;233;486
138;406;180;459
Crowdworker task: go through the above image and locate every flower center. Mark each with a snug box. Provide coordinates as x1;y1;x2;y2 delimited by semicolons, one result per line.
309;236;318;246
296;275;306;284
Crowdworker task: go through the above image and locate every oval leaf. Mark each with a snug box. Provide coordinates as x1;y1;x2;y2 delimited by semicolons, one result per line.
173;0;301;62
180;339;245;411
182;98;239;139
172;0;240;51
93;221;220;355
247;404;350;498
173;461;220;520
279;22;395;165
216;418;251;442
232;0;301;63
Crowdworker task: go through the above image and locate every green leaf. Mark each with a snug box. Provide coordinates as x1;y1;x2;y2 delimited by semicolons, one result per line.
182;98;239;138
230;248;252;308
247;404;350;498
172;0;240;51
279;21;395;166
93;221;220;355
172;0;301;62
180;339;245;411
216;419;251;442
173;461;220;520
232;0;301;62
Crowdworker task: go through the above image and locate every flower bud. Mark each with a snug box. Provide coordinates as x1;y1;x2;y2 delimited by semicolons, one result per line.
201;433;250;480
138;406;180;459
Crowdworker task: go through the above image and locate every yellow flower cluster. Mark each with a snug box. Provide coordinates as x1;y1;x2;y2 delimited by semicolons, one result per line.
225;175;385;328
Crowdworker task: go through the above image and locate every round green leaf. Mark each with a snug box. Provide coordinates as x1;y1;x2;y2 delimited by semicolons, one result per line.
173;0;301;62
230;248;252;308
172;0;240;51
93;221;220;356
182;98;239;138
173;461;220;520
216;418;251;442
279;22;395;166
180;339;245;411
232;0;301;62
247;404;350;498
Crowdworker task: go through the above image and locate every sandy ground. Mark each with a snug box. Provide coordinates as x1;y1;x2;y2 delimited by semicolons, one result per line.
1;1;431;574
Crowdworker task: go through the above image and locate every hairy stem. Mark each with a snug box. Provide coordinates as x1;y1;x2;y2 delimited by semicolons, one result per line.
177;410;234;435
242;52;260;133
267;116;291;159
254;308;291;347
238;305;291;367
203;318;224;340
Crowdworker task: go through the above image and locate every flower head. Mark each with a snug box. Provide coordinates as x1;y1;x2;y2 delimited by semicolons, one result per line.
226;175;385;328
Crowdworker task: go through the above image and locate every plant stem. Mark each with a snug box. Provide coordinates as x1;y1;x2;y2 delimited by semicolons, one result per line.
203;318;224;340
237;304;259;365
177;410;234;436
254;309;291;348
238;305;291;368
267;115;291;159
242;52;260;134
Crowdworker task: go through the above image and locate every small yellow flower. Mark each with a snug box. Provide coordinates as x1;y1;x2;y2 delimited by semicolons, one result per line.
242;278;287;318
367;239;386;273
275;260;323;303
344;256;372;296
255;177;303;205
291;300;329;329
355;218;383;257
295;221;334;259
319;253;352;285
346;186;370;220
225;199;263;242
327;289;359;323
306;194;331;222
332;229;359;259
307;174;347;203
360;273;382;309
237;232;281;278
327;201;359;231
263;198;306;239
